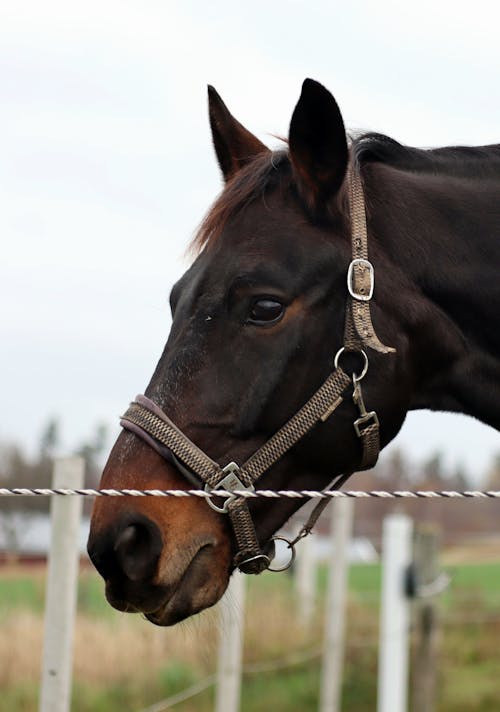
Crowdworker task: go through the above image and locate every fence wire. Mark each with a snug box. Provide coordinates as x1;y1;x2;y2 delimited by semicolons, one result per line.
1;487;500;499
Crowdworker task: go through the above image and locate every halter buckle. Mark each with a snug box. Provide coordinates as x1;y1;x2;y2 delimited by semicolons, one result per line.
354;411;379;437
347;258;374;301
205;462;254;514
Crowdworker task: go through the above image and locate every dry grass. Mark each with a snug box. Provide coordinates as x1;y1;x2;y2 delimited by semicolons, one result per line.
0;574;315;690
73;612;218;685
0;612;43;685
443;536;500;565
0;610;222;687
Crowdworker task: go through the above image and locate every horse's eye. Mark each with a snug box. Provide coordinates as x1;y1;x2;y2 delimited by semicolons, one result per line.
248;299;285;325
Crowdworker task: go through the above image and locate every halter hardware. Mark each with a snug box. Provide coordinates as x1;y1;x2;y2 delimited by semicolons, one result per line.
352;377;380;438
205;462;255;514
120;167;395;575
266;536;297;572
347;258;375;301
334;346;369;381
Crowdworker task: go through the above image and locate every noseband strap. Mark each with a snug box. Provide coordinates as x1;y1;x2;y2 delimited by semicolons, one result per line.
120;165;395;574
121;365;352;573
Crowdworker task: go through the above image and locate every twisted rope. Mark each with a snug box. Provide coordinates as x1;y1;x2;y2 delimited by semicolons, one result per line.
0;488;499;499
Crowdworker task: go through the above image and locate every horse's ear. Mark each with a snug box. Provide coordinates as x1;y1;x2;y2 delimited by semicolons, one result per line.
289;79;348;212
208;85;269;182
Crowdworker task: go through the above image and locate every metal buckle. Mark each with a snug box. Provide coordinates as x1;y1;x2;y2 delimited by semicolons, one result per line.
347;258;374;301
354;411;379;437
205;462;254;514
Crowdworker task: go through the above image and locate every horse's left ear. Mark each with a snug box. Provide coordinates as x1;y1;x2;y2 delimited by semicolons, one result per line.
289;79;348;212
208;86;270;182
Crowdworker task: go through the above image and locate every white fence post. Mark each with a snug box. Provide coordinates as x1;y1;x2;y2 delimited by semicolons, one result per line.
215;571;246;712
377;513;413;712
39;457;85;712
296;531;316;628
319;497;354;712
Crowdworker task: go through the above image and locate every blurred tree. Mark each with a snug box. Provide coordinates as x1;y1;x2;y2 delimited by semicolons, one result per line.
422;452;444;484
485;454;500;489
0;418;109;520
75;422;108;488
39;418;59;459
449;464;470;489
379;448;411;488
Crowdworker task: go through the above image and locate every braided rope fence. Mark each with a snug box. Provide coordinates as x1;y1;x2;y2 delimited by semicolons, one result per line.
1;487;500;499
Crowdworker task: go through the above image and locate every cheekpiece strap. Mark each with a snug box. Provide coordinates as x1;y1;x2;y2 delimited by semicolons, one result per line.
346;170;396;354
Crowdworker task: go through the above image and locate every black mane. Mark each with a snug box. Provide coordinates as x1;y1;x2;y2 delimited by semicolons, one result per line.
353;132;500;180
193;133;500;252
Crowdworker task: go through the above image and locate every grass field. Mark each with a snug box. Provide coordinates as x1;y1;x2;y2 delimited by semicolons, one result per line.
1;552;500;711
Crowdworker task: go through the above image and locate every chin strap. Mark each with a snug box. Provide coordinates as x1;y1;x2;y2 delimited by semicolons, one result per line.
120;164;395;574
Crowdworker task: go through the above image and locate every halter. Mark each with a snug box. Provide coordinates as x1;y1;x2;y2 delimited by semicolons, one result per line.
120;167;395;574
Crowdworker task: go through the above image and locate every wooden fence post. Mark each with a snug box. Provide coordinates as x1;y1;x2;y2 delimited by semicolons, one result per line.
39;457;84;712
377;513;413;712
319;497;354;712
215;571;246;712
412;526;441;712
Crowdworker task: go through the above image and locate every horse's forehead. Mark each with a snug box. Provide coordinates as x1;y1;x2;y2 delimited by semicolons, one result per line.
187;240;307;298
177;193;342;308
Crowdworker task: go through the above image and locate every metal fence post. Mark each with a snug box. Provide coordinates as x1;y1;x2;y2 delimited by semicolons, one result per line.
39;457;84;712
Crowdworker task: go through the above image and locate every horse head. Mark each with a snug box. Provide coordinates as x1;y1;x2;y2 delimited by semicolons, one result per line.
87;79;416;625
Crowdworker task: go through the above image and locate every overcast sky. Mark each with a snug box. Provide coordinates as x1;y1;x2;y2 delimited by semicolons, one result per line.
1;1;498;484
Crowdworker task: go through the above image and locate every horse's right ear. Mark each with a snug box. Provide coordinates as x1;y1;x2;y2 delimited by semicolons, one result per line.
208;86;269;182
289;79;348;213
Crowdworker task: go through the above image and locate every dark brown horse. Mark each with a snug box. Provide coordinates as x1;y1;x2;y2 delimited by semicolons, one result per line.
87;79;500;625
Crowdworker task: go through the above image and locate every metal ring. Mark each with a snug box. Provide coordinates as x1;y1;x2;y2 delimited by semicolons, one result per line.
334;347;369;382
266;536;296;572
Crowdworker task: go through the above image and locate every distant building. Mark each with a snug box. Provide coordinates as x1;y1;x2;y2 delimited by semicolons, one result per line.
0;512;90;562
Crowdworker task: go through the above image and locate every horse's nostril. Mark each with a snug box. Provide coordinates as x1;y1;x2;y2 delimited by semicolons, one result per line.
113;519;163;582
87;515;163;584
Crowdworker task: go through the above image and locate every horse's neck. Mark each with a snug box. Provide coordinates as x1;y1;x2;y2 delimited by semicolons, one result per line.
365;161;500;430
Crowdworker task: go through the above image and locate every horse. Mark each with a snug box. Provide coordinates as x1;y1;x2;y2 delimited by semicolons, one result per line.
87;79;500;626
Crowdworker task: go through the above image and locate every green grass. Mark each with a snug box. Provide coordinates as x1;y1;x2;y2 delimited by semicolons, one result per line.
443;562;500;610
0;574;46;614
13;561;499;616
0;567;111;618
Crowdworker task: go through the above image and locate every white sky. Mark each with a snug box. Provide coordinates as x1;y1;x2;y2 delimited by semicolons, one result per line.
0;1;498;483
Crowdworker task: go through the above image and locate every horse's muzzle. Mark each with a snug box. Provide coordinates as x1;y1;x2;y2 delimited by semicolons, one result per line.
87;512;228;625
